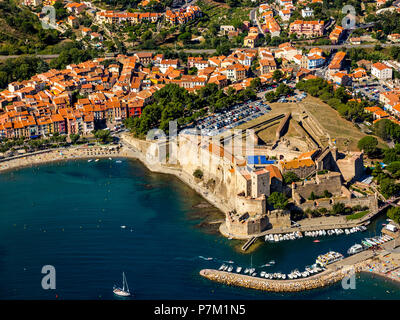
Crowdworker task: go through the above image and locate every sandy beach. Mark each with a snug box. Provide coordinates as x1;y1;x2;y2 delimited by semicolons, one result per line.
0;145;125;173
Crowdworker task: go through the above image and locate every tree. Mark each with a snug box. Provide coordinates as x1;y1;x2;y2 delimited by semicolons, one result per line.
332;202;346;215
69;133;80;144
250;78;261;90
380;178;400;198
387;207;400;224
283;171;300;184
272;70;283;81
94;130;113;144
357;136;378;156
264;91;276;102
323;190;332;198
193;169;203;179
268;192;289;210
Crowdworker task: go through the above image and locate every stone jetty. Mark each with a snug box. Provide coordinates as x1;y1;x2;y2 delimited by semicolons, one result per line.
199;264;365;293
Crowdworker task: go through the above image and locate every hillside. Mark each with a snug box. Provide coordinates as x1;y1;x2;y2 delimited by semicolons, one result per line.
0;0;60;55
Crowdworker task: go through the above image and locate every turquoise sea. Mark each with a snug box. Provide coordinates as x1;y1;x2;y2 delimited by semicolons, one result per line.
0;159;399;300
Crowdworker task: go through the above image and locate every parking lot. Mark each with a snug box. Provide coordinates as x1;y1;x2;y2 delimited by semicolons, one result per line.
194;100;271;136
353;82;391;102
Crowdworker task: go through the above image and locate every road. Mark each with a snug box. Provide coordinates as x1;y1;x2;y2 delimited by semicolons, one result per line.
249;8;265;36
0;54;60;60
3;41;400;61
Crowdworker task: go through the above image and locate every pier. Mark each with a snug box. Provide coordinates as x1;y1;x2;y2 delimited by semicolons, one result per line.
199;268;351;293
200;239;400;293
241;237;256;251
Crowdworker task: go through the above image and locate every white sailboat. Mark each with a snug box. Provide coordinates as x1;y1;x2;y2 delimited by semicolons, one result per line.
113;272;131;297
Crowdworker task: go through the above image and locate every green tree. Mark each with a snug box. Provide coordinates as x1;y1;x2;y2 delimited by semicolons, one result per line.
69;133;80;144
193;169;203;179
283;171;300;184
332;202;346;215
387;207;400;224
357;136;378;156
94;130;113;144
264;91;276;102
268;192;289;210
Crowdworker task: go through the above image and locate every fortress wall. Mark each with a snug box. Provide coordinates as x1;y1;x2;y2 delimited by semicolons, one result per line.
299;194;378;212
267;210;291;229
235;195;266;215
281;164;316;179
336;152;364;182
276;112;291;140
293;173;342;200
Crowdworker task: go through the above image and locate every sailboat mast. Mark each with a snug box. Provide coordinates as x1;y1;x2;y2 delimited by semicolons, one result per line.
122;272;126;291
123;272;129;292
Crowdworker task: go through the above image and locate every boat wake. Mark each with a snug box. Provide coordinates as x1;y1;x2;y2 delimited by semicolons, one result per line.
198;256;213;261
223;260;235;264
259;263;271;268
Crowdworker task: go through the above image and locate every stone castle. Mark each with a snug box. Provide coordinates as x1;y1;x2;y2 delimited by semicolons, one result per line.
124;132;376;238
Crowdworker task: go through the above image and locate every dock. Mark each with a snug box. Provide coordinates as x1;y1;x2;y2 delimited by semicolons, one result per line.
200;240;398;293
199;268;350;293
241;236;256;251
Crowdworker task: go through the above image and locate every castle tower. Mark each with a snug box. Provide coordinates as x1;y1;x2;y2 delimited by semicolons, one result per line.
251;169;270;198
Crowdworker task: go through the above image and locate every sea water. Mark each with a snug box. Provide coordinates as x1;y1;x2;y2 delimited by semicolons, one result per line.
0;159;399;299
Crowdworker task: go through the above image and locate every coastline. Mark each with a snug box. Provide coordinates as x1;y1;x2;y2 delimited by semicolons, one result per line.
2;136;400;293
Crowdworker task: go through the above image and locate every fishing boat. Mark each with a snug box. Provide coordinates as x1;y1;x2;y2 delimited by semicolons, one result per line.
316;251;344;267
113;272;131;297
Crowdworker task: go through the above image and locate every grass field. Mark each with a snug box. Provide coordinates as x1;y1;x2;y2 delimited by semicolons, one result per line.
346;210;369;220
237;95;387;152
300;96;387;152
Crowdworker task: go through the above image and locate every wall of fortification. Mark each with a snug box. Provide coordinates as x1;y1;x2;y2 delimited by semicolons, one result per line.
235;195;266;215
336;153;364;182
267;210;291;229
299;194;378;212
292;173;342;201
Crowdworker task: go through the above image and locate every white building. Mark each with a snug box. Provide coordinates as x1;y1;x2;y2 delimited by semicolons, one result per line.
301;7;314;18
371;62;393;80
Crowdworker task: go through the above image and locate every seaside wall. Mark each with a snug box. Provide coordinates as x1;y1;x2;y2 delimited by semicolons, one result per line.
235;195;266;215
267;209;291;228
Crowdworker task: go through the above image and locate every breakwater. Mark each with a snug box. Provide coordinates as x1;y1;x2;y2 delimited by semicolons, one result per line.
199;266;358;293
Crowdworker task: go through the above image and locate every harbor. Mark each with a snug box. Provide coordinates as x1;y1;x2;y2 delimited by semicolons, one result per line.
201;227;400;293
